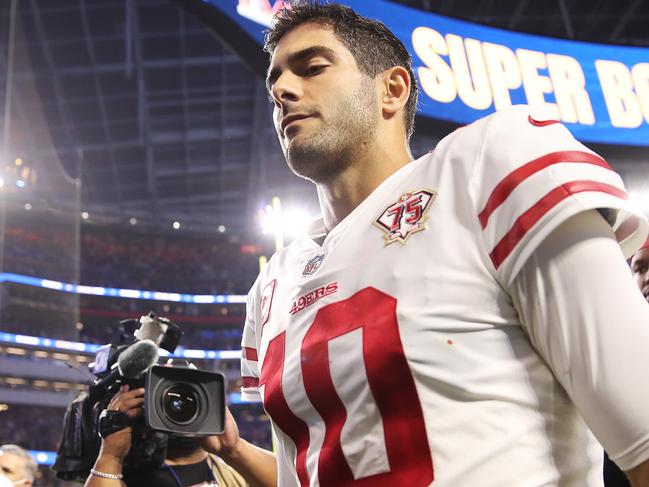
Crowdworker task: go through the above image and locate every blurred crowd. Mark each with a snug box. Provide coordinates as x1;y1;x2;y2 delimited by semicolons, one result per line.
79;227;261;295
2;212;263;295
0;213;274;485
1;284;246;349
0;405;65;452
1;211;263;347
2;220;79;283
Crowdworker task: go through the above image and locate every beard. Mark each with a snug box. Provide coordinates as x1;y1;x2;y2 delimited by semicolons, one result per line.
282;78;378;183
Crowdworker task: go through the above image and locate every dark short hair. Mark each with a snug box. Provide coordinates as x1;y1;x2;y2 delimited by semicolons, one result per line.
264;2;419;140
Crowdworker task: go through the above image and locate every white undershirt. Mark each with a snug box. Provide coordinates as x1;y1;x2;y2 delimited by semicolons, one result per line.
511;209;649;471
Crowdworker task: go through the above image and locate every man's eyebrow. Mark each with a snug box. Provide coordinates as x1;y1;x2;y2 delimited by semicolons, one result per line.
266;46;337;91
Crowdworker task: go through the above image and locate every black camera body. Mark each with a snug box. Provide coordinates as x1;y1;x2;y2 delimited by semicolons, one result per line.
146;365;225;436
54;313;226;481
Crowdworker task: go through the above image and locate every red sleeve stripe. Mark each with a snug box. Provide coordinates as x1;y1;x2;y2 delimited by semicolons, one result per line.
489;180;627;269
242;347;258;361
527;115;560;127
242;376;259;388
479;151;613;229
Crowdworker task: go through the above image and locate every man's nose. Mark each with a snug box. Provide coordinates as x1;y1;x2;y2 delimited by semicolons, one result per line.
271;72;302;105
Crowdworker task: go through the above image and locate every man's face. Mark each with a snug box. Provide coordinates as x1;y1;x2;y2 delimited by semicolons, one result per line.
0;452;30;485
632;247;649;303
267;23;379;182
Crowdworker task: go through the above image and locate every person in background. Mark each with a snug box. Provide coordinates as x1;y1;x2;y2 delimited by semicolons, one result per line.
605;238;649;486
0;444;37;487
84;385;248;487
631;239;649;303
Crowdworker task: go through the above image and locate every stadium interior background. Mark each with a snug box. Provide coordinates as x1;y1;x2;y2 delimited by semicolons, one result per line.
0;0;648;484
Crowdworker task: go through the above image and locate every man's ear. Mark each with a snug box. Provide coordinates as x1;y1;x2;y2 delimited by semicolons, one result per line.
381;66;411;118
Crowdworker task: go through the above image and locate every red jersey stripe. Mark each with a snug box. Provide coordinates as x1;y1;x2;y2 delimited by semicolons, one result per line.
479;151;613;229
260;332;311;487
242;347;258;361
242;376;259;388
527;115;560;127
489;180;627;269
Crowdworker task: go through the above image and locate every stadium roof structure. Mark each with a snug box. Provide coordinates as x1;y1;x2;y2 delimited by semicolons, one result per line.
1;0;648;233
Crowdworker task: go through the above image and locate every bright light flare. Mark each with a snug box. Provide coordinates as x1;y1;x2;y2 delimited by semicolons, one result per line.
629;191;649;214
260;206;313;239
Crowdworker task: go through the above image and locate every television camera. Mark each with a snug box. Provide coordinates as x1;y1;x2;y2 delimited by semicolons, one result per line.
53;312;225;481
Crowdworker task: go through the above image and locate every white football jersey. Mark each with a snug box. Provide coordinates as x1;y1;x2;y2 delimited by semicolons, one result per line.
240;105;648;487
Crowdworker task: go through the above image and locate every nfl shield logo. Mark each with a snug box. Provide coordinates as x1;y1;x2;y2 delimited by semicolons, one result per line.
302;254;324;277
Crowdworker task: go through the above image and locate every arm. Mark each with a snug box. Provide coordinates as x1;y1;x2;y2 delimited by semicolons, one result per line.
84;385;145;487
628;460;649;487
87;453;127;487
201;407;277;487
510;210;649;483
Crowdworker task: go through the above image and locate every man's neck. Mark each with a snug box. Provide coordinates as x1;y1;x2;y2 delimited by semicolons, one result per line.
317;143;412;232
165;447;208;466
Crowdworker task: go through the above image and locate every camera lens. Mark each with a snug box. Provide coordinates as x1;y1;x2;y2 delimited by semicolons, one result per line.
161;383;199;424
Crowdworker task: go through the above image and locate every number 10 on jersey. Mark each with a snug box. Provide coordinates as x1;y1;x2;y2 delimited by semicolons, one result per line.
259;287;435;486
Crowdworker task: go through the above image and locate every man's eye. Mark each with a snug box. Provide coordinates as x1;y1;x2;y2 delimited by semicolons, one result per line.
305;65;325;75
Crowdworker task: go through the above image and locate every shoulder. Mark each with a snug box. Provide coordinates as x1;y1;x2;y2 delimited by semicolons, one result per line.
436;104;563;151
428;106;516;170
245;240;303;330
207;454;248;486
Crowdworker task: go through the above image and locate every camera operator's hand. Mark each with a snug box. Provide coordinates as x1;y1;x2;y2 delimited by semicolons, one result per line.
200;406;240;457
85;385;145;487
100;384;145;461
201;407;278;487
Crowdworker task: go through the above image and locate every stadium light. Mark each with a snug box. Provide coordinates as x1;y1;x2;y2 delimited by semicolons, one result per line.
260;196;314;249
218;225;226;233
0;178;4;188
15;179;24;188
24;203;31;210
81;211;89;220
173;221;181;230
129;217;137;225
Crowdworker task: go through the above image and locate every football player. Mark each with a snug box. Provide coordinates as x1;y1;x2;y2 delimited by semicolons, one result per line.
203;3;649;487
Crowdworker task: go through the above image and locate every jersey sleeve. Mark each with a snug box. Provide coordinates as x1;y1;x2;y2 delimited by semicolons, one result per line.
511;210;649;471
470;105;648;286
240;288;261;402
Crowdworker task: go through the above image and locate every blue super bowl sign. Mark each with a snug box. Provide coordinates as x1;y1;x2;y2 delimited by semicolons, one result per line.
190;0;649;146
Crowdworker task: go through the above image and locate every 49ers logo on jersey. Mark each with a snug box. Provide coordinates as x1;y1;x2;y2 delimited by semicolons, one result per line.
375;189;436;244
289;282;338;315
